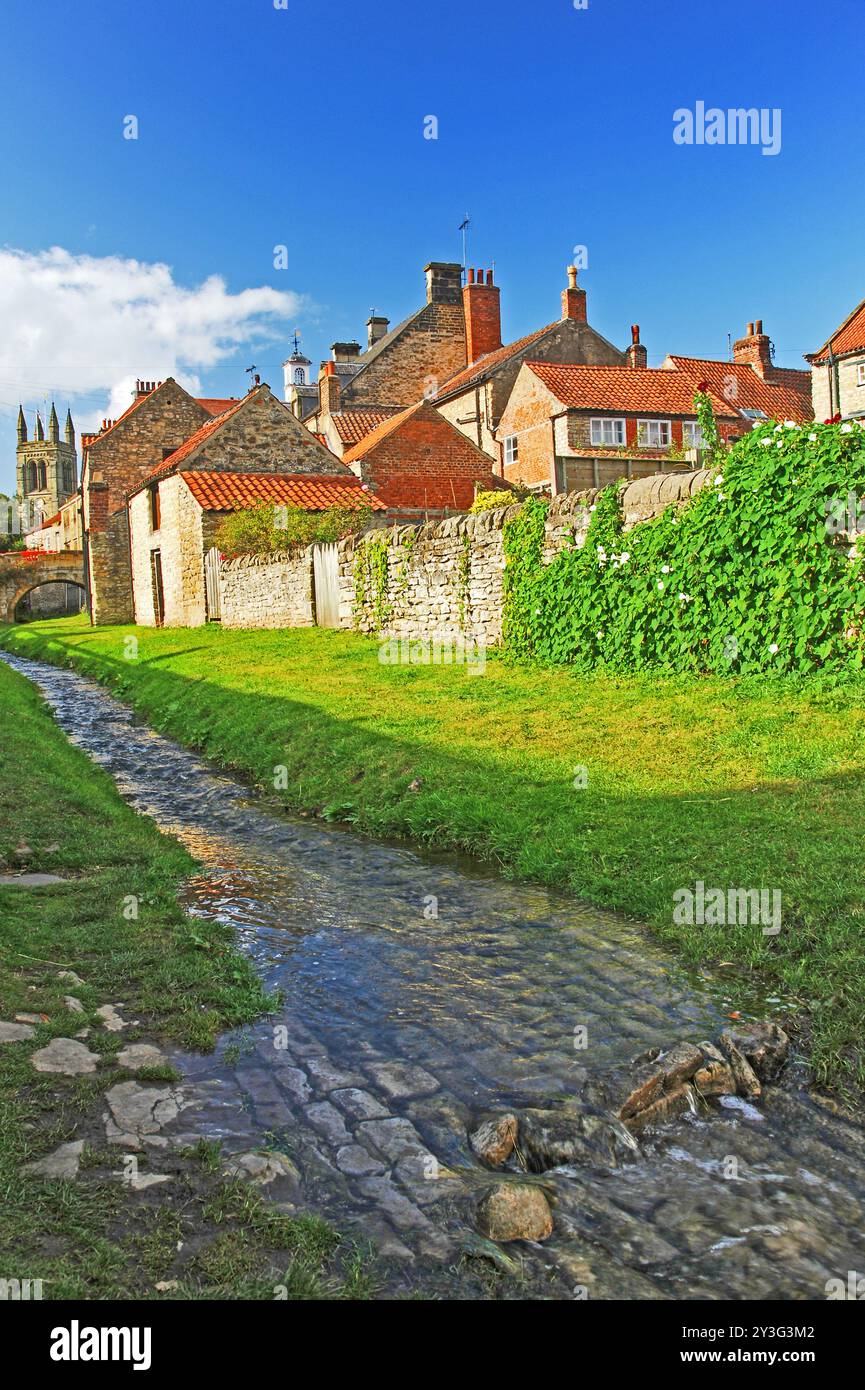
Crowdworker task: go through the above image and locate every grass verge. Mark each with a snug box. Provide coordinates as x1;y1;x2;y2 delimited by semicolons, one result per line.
2;615;864;1100
0;655;372;1299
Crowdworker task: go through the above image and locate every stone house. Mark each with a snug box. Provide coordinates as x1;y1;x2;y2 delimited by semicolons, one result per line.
432;266;627;459
126;383;369;627
23;491;83;552
302;262;469;450
495;319;813;491
806;298;865;421
80;378;240;624
340;398;505;518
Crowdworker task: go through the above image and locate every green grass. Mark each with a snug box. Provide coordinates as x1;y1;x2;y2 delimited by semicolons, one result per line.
2;614;865;1100
0;653;372;1299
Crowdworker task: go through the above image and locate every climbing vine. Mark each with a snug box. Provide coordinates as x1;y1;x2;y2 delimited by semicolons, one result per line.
502;419;865;676
457;533;471;630
353;535;392;631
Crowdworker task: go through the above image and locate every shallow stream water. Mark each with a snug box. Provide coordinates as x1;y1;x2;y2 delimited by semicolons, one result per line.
4;650;865;1300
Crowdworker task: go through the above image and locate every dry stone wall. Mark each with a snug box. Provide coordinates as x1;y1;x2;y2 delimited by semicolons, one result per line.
221;551;314;629
214;469;712;641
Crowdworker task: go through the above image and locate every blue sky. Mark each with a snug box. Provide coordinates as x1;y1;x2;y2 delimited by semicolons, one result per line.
0;0;862;493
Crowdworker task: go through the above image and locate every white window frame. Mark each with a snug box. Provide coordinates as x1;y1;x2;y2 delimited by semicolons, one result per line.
589;417;627;447
857;362;865;387
637;419;672;448
682;421;705;448
503;434;518;466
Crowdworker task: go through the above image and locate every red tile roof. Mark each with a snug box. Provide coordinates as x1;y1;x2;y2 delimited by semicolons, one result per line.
435;323;557;398
809;299;865;364
196;397;239;415
664;356;812;423
330;407;401;445
178;471;386;512
341;401;426;464
526;363;737;415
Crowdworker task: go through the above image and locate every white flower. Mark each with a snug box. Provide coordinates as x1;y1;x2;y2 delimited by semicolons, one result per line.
784;420;798;429
596;630;604;639
678;592;693;603
848;546;858;560
776;440;784;448
719;493;726;501
661;564;671;573
808;433;817;441
589;505;597;512
760;437;772;446
773;423;783;433
619;551;630;563
657;580;665;591
768;642;779;654
841;423;854;433
714;475;724;486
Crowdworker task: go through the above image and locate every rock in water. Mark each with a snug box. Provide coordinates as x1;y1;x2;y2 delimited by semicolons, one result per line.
518;1108;631;1171
469;1114;518;1168
720;1022;789;1084
476;1182;553;1243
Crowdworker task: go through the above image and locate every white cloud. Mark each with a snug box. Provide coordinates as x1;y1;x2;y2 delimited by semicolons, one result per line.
0;246;305;491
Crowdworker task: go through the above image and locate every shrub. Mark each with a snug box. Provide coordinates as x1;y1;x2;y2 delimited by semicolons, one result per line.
470;489;521;515
215;502;372;559
503;419;865;675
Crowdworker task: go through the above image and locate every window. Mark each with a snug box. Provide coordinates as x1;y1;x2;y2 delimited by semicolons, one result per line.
149;484;161;531
590;417;626;447
682;421;705;449
857;362;865;387
503;435;519;466
294;367;305;385
637;419;671;448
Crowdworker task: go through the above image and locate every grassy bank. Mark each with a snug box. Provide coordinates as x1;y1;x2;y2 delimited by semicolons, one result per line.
2;615;865;1099
0;656;371;1298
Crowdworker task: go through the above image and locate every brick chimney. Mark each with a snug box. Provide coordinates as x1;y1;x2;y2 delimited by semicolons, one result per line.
319;361;340;416
331;341;362;363
462;267;502;365
733;319;773;375
366;316;389;349
561;265;587;322
424;261;462;305
626;324;647;369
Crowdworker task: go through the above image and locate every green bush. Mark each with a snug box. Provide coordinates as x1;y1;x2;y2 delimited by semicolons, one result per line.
470;489;521;514
215;502;372;559
503;418;865;675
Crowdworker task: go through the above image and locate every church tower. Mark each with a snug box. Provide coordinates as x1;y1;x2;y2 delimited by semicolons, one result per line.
16;403;78;525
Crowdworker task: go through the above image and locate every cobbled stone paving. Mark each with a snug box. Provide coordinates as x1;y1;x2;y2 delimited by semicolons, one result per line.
6;651;865;1300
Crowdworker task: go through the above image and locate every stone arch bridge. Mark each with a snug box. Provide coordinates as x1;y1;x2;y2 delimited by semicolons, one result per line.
0;550;86;623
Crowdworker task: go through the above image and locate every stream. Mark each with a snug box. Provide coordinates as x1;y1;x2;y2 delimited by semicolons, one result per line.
4;650;865;1301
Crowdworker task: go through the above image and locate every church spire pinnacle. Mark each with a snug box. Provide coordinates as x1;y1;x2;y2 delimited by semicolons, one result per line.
48;403;60;442
65;407;75;446
34;411;44;441
17;405;27;444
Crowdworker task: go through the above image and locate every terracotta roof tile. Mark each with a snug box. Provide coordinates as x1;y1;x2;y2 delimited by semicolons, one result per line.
526;363;736;416
331;407;401;445
664;357;812;423
435;323;557;398
196;397;240;415
178;471;386;512
150;397;249;475
809;300;865;364
341;401;426;465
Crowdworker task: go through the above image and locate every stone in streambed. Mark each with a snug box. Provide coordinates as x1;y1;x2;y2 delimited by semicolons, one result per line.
31;1037;99;1075
469;1113;518;1168
476;1182;553;1243
719;1022;788;1084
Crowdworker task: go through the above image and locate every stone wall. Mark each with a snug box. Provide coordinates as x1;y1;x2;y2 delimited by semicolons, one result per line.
221;551;315;629
207;469;713;641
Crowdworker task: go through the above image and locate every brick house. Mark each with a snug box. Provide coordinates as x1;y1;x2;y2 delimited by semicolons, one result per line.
340;399;504;518
81;378;239;624
302;262;469;452
806;298;865;421
433;266;627;458
126;383;361;626
496;320;812;491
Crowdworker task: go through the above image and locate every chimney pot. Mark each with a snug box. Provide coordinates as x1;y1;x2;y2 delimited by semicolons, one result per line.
631;324;640;343
746;322;754;337
486;269;493;286
755;318;763;335
462;266;502;363
468;267;475;284
567;265;578;289
561;267;587;323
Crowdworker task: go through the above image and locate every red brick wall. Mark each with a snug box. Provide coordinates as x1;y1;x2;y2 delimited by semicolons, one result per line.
358;404;501;511
463;278;502;364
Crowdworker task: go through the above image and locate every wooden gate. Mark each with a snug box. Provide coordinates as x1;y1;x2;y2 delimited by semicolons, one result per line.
312;542;340;628
204;546;222;621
